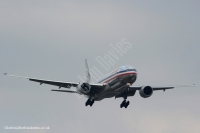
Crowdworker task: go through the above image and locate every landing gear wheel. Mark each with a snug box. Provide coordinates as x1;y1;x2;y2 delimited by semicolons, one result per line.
90;100;94;107
120;100;126;108
120;100;130;108
85;101;89;106
125;101;130;108
85;99;94;107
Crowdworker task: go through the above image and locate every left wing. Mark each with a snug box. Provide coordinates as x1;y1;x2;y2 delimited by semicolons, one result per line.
115;85;195;98
129;85;195;91
129;86;174;91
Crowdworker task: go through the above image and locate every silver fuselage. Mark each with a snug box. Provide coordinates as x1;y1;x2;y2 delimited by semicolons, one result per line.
89;65;137;101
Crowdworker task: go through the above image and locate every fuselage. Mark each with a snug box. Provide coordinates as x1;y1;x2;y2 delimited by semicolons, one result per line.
93;65;137;101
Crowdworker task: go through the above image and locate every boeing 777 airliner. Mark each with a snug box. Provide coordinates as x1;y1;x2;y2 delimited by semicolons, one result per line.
4;59;194;108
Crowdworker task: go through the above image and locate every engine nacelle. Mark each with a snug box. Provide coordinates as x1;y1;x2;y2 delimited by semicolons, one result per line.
139;86;153;98
77;83;91;94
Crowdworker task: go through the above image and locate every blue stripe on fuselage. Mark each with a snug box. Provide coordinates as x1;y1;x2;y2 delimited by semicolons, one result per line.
98;70;136;83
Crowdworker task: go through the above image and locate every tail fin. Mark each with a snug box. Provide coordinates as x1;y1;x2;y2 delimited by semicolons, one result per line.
85;59;91;83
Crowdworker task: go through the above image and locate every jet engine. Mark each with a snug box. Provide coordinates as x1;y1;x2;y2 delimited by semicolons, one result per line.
139;86;153;98
77;83;91;94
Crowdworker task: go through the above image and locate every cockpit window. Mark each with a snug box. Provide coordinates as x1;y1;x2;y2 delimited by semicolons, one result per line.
127;69;136;71
118;66;136;72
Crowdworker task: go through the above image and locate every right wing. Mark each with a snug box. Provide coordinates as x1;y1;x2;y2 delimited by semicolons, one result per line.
4;73;105;94
4;73;79;89
29;78;79;88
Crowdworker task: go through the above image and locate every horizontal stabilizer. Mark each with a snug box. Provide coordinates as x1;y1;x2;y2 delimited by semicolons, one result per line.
51;89;82;94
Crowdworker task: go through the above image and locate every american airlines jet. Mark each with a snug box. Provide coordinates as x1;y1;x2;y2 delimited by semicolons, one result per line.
4;59;194;108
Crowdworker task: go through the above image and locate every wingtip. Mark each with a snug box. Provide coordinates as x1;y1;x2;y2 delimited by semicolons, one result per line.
3;73;7;75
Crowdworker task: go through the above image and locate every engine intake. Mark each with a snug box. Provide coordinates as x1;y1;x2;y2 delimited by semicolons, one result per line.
139;86;153;98
77;83;91;94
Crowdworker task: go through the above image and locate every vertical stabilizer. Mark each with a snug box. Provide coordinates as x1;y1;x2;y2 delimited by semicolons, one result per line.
85;59;91;83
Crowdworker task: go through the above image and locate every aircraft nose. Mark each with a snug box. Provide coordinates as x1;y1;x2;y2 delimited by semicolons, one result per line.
130;71;137;77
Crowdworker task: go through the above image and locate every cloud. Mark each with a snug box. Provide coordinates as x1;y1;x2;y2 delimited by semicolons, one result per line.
0;1;200;133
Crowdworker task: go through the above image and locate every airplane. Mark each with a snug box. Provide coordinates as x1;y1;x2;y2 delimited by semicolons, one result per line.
4;59;194;108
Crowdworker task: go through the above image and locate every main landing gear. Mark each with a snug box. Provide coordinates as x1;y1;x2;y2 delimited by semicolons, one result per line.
120;99;130;108
85;99;94;107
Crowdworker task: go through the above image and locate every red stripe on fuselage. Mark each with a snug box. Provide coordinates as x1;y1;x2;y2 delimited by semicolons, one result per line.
101;72;137;84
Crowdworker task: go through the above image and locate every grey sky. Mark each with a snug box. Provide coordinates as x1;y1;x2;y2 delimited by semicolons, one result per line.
0;0;200;133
